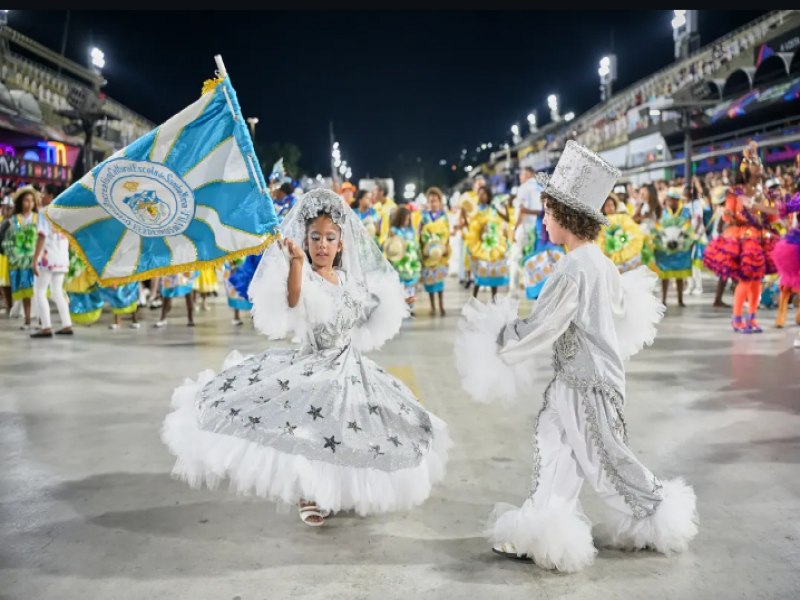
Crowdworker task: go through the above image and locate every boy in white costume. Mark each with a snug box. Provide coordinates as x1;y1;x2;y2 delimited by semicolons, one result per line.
455;141;698;572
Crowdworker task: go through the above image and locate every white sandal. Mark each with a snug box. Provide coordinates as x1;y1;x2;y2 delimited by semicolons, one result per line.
299;503;326;527
492;542;531;561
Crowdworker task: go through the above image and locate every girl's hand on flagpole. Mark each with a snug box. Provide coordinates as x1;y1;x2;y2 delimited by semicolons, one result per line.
285;239;304;261
286;238;304;308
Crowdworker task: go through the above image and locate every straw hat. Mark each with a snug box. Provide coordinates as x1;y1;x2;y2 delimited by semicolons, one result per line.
666;187;683;200
423;239;444;262
13;185;39;204
384;235;406;262
459;194;476;214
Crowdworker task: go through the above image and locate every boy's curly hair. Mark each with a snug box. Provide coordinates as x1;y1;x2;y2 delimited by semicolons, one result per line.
543;194;602;241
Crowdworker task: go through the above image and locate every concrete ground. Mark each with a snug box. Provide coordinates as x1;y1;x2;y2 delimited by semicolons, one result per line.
1;278;799;600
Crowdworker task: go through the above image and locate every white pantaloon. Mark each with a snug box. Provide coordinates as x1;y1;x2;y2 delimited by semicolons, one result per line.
34;270;72;330
489;378;698;572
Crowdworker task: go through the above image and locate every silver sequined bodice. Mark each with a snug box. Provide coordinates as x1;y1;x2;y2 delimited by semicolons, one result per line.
303;270;374;352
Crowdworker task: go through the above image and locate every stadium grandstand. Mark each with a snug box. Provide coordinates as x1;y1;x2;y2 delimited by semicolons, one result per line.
0;18;153;188
478;9;800;189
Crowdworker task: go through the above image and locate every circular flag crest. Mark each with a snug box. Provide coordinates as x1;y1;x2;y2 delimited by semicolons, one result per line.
94;159;195;238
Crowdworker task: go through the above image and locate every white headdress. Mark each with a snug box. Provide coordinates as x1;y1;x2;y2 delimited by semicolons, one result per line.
536;140;621;225
248;188;407;351
269;158;286;182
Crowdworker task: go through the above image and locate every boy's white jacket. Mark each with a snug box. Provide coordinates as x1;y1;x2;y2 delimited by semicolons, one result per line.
455;244;665;404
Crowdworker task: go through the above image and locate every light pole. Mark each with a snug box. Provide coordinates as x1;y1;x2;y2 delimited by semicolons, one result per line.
331;139;341;188
547;94;560;123
62;46;109;175
246;117;259;140
659;99;717;194
527;112;537;134
672;10;699;61
89;46;105;95
0;11;9;58
90;47;105;72
510;123;521;145
598;55;617;102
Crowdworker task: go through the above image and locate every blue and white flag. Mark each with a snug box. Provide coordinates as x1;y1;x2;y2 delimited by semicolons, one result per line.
47;70;278;285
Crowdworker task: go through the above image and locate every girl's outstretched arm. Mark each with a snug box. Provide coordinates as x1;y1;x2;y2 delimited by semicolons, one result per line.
286;239;304;308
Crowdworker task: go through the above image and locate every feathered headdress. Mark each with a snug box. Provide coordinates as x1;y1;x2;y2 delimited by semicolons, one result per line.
779;192;800;218
269;158;286;182
739;140;761;173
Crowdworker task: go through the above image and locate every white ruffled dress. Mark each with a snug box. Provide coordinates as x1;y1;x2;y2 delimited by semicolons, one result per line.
162;257;451;516
455;243;698;572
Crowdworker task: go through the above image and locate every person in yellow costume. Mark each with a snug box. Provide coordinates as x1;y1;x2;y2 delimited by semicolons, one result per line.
420;187;450;316
194;267;218;312
0;196;13;315
374;182;397;246
458;176;486;288
464;185;510;301
596;194;646;273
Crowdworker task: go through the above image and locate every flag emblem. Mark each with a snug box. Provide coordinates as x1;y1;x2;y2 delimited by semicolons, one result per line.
95;159;195;237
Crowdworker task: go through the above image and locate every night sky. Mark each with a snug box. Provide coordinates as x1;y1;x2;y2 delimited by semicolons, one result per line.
9;10;768;181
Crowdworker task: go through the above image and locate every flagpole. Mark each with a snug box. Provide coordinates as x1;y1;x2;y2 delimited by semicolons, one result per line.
214;55;228;79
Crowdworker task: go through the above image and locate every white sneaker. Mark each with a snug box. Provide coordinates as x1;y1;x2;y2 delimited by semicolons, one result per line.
232;319;243;326
690;288;703;296
154;319;168;328
109;323;120;330
130;322;141;329
19;323;30;331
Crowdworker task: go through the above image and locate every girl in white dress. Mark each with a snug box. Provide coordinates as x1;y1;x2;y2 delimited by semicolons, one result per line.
162;189;451;526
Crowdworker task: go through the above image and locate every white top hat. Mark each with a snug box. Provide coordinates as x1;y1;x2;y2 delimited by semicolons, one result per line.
536;140;620;225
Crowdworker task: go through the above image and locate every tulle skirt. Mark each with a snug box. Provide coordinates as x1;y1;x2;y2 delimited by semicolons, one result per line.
162;349;451;515
704;236;767;282
773;229;800;290
762;231;779;276
195;268;219;294
421;265;447;293
472;259;509;287
10;268;34;300
453;296;536;404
